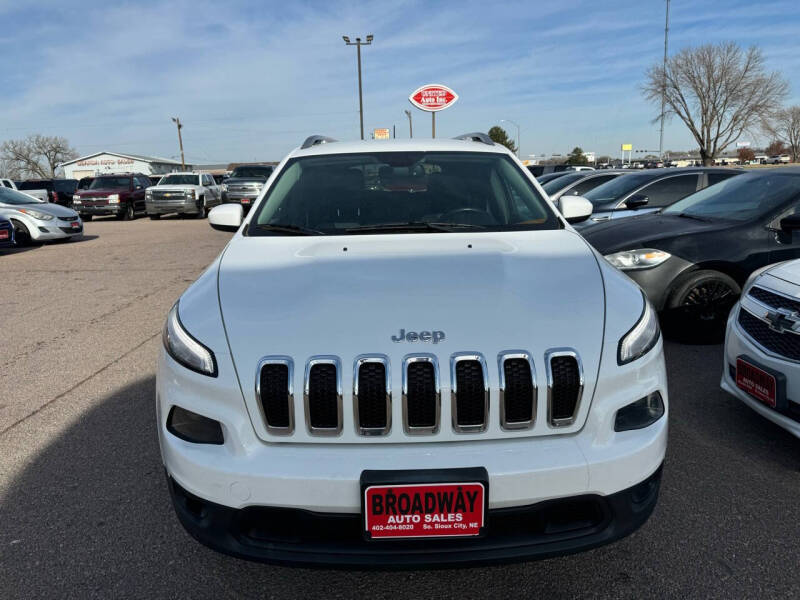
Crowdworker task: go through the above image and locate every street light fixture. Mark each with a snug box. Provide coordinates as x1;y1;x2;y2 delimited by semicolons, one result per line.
500;118;520;158
404;109;412;138
171;117;185;170
343;34;374;140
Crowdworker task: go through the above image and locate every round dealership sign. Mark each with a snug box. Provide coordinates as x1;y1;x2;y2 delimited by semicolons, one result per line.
409;84;459;112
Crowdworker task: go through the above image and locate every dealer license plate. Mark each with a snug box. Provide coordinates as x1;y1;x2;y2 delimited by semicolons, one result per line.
71;222;80;228
364;482;485;539
736;358;776;408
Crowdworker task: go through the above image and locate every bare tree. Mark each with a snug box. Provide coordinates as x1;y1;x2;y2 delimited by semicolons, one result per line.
765;140;787;157
643;42;788;166
0;134;79;179
765;106;800;162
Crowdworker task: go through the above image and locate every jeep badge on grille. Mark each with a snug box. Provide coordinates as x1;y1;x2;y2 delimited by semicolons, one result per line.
391;329;445;344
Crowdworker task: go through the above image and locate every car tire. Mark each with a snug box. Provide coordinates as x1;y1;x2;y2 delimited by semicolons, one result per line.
664;269;741;342
195;198;207;219
82;214;93;221
11;220;31;246
119;202;135;221
149;214;161;220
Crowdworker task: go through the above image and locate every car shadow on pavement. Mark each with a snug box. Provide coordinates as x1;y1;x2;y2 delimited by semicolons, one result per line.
2;368;799;599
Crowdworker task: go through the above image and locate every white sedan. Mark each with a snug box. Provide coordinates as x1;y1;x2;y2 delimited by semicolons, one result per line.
0;186;83;245
722;259;800;439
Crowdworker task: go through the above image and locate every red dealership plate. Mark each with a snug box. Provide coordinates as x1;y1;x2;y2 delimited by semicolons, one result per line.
736;358;777;408
364;482;485;539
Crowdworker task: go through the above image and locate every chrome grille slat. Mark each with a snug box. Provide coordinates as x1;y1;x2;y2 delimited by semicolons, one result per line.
546;349;584;427
353;355;391;435
402;354;440;435
451;353;489;433
304;356;342;435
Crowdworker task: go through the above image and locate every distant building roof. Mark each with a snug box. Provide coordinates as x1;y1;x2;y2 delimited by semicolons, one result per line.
59;151;184;167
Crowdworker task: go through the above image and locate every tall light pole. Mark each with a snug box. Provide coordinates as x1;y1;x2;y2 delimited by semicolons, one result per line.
500;118;520;158
659;0;670;158
404;109;413;138
342;34;373;140
171;117;185;170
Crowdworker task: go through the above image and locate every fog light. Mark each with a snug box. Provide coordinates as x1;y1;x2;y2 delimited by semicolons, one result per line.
614;392;664;432
167;406;224;444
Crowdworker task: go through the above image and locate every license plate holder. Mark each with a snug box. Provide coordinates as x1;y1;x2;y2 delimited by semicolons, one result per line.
361;467;488;540
736;356;784;409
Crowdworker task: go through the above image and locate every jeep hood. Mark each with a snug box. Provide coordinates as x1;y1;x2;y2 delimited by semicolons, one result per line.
217;230;606;435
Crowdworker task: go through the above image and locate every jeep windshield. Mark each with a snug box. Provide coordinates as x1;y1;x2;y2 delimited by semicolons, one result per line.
248;152;560;236
160;174;200;185
89;177;130;189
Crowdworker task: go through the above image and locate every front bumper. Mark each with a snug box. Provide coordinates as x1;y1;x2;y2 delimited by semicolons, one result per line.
28;219;83;240
76;204;124;216
146;199;200;215
224;195;258;209
721;306;800;439
167;465;662;567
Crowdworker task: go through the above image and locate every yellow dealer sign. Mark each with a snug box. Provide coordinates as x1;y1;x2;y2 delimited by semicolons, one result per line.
374;128;390;140
621;143;633;151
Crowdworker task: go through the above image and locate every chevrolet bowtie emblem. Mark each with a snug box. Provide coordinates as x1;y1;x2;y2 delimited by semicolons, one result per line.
765;307;800;334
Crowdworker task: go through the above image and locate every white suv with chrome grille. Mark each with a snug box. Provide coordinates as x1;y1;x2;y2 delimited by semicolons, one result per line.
157;134;667;567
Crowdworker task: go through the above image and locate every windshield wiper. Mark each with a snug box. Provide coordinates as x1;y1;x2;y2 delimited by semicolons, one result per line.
345;221;485;234
676;212;711;222
250;223;325;236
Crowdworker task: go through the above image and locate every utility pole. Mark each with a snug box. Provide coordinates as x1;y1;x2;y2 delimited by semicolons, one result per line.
501;119;521;158
342;35;373;140
659;0;670;158
404;109;413;138
171;117;185;170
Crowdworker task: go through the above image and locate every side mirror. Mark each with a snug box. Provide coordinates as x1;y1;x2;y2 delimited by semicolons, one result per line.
208;203;243;232
557;195;593;224
780;214;800;232
624;194;649;209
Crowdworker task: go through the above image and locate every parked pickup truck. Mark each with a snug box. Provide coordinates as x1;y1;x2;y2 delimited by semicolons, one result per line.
72;173;150;220
222;164;274;211
17;179;78;206
145;172;222;219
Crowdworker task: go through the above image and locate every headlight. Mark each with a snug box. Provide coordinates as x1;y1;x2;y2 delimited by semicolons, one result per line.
618;293;660;365
604;249;671;271
72;196;82;204
162;303;217;377
107;194;120;204
185;189;196;198
16;208;54;221
145;190;153;199
222;184;228;192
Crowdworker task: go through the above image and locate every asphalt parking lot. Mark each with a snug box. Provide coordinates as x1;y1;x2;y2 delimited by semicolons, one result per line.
1;218;799;599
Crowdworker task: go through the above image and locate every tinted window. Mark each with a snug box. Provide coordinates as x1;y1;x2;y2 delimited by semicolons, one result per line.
535;172;570;184
570;174;620;196
78;178;94;190
18;181;54;191
541;172;584;195
636;174;699;208
583;172;657;206
160;174;200;185
231;166;273;178
90;177;131;189
707;172;739;186
250;152;559;235
664;173;800;221
54;180;78;193
0;187;45;205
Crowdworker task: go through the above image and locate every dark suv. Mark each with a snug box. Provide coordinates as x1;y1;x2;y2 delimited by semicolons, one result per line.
17;179;78;206
73;173;150;220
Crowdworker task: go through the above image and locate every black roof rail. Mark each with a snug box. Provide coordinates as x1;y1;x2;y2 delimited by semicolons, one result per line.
301;135;338;150
453;132;495;146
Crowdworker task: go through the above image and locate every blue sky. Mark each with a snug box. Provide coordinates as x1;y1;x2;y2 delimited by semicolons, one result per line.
0;0;798;163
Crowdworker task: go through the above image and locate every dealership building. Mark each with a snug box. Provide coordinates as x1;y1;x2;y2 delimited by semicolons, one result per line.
60;151;188;180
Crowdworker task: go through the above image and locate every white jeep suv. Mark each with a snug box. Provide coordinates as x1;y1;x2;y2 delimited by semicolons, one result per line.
157;134;667;566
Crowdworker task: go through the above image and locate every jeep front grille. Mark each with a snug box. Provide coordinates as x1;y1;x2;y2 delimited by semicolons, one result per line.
353;355;391;435
451;353;489;432
499;352;536;430
257;357;293;434
403;355;440;434
546;350;583;427
257;349;586;438
304;357;342;435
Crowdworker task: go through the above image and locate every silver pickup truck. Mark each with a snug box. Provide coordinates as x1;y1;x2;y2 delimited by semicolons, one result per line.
145;172;223;219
